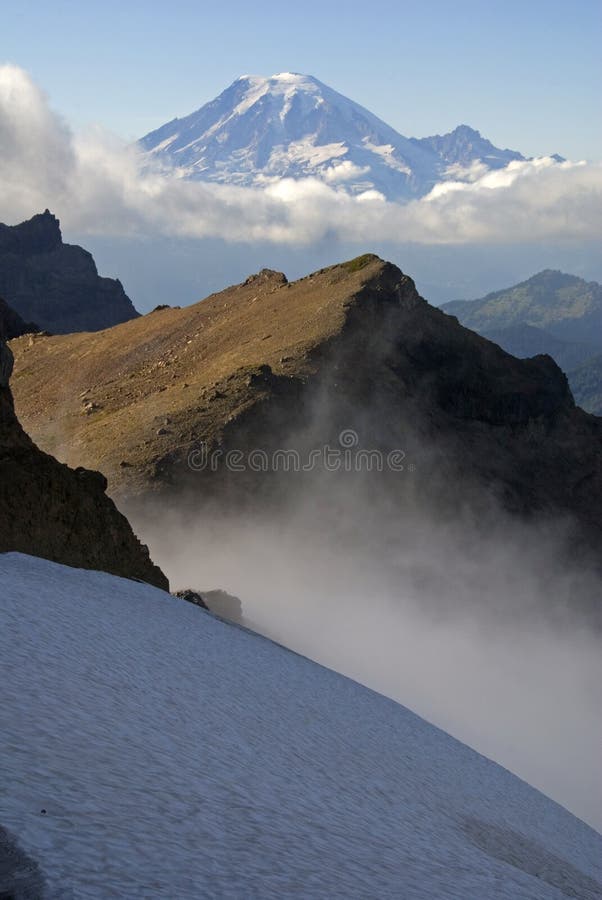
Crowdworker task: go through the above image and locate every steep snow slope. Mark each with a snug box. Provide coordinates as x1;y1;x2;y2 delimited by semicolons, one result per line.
1;553;601;899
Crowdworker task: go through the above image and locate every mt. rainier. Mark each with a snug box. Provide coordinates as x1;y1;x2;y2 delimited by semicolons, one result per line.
139;73;533;201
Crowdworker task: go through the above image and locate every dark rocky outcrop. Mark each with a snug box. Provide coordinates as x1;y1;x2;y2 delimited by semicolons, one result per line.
174;588;243;623
0;210;140;334
0;336;167;589
0;297;38;341
174;588;209;610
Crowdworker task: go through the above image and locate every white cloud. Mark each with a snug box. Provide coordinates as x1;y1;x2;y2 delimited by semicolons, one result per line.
321;159;371;183
441;159;489;182
1;63;602;246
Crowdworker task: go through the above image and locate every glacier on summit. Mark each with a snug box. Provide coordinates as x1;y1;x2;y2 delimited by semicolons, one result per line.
139;73;529;201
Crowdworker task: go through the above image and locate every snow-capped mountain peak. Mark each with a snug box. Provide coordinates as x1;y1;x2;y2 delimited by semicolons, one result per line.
138;73;441;200
139;74;535;201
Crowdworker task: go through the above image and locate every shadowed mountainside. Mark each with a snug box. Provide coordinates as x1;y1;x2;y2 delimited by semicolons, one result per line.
479;323;598;375
443;270;602;417
9;255;602;558
0;297;38;341
0;210;140;334
0;336;167;588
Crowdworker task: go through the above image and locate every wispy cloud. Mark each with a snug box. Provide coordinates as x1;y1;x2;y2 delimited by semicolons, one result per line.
2;63;601;245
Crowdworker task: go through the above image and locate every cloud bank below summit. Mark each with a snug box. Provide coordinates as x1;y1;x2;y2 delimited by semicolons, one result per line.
1;63;602;246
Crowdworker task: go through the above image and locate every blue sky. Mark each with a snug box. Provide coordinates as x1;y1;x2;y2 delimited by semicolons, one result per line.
2;0;601;159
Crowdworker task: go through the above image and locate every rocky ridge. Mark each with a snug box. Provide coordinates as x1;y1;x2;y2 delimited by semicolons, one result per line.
0;210;140;334
9;255;602;557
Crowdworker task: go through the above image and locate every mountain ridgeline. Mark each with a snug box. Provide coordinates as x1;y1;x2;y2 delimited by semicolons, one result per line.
444;270;602;415
9;256;602;571
138;73;542;201
0;210;140;334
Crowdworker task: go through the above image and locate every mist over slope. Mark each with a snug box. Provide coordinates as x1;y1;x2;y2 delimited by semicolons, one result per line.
142;462;602;834
2;552;601;899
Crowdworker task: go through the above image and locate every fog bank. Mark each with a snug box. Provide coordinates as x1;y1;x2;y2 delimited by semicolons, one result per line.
135;493;602;834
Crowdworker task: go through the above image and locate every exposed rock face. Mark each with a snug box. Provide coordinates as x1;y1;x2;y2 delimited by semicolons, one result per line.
9;255;602;557
0;210;140;334
0;337;167;588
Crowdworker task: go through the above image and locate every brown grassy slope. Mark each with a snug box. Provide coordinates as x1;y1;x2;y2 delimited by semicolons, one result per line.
9;256;385;492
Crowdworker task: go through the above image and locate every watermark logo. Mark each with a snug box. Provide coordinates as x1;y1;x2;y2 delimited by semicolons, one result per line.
187;429;409;473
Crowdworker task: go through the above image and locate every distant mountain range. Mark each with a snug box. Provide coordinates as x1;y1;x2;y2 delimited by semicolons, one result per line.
443;270;602;416
138;73;557;201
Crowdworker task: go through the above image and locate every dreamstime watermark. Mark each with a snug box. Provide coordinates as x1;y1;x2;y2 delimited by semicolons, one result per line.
187;429;411;474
